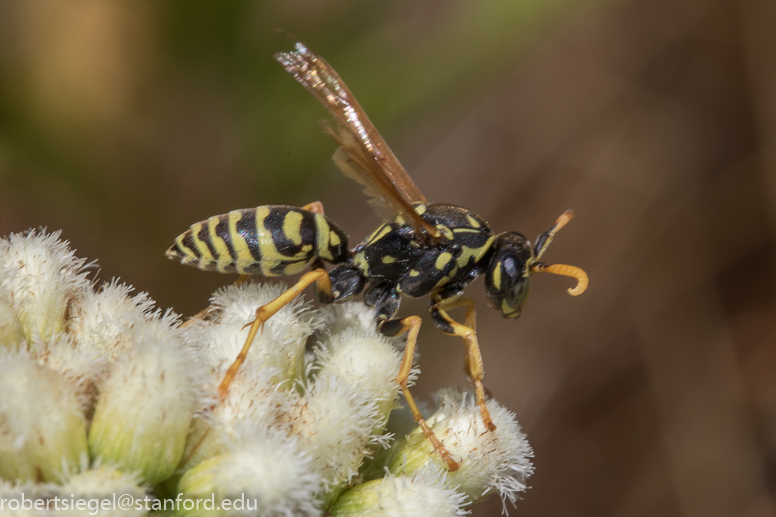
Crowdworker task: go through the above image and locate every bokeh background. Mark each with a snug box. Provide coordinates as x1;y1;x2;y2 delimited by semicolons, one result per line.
2;0;775;515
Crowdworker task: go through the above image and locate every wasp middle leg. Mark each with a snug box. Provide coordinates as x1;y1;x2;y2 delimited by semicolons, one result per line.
430;294;496;432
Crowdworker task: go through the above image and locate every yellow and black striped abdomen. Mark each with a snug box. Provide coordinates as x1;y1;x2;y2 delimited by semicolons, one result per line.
166;205;349;277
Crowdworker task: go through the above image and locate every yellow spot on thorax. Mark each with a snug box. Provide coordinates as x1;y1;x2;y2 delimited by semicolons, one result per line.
466;215;481;228
435;252;453;270
409;270;420;277
457;235;496;268
367;225;392;245
330;231;341;246
382;256;396;264
353;252;370;274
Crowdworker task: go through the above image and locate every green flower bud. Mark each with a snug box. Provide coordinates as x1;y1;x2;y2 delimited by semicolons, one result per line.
330;469;467;517
89;317;201;485
388;388;533;508
177;431;320;517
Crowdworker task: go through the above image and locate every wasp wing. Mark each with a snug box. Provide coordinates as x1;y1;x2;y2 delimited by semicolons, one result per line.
275;42;438;240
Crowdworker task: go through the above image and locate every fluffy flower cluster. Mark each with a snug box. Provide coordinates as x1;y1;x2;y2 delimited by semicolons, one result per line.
0;230;533;516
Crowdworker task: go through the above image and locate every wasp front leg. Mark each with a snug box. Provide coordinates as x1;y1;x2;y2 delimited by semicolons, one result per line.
429;294;496;432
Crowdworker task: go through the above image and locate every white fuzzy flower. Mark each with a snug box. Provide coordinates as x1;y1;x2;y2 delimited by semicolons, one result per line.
0;230;90;343
388;388;533;510
184;282;322;383
51;466;149;517
67;280;156;361
289;375;383;492
329;468;468;517
177;429;321;517
177;363;299;475
313;328;405;419
88;315;203;485
0;349;88;483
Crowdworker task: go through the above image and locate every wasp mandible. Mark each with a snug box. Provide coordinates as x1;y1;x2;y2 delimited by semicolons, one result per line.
166;43;588;471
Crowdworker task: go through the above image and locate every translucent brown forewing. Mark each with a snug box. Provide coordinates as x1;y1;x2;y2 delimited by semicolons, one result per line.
275;43;438;240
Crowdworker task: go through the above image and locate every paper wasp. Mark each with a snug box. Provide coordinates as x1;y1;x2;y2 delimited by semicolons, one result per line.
166;43;588;470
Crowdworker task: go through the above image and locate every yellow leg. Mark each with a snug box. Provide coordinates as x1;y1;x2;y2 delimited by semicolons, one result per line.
386;315;461;471
433;298;496;432
217;269;332;399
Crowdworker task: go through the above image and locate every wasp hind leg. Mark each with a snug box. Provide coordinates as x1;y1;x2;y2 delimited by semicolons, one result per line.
429;295;496;432
217;268;332;399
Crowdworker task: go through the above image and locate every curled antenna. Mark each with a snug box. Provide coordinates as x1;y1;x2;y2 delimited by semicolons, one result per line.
530;263;589;296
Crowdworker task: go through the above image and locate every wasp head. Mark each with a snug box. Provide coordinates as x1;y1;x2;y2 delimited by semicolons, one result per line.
485;232;534;319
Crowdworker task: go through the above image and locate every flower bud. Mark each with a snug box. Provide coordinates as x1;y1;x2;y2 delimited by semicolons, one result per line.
176;363;298;476
313;328;405;420
329;469;467;517
67;280;155;361
0;350;88;483
177;430;320;517
388;388;533;508
88;316;202;485
184;282;321;384
289;375;382;492
0;230;90;344
52;465;149;517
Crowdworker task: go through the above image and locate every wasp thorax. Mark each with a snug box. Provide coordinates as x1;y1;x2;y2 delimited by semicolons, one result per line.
485;232;534;319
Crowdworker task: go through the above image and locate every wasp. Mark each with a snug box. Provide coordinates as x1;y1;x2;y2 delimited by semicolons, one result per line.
166;43;588;470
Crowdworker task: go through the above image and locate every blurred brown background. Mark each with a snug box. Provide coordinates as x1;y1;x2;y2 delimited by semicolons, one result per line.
1;0;775;515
